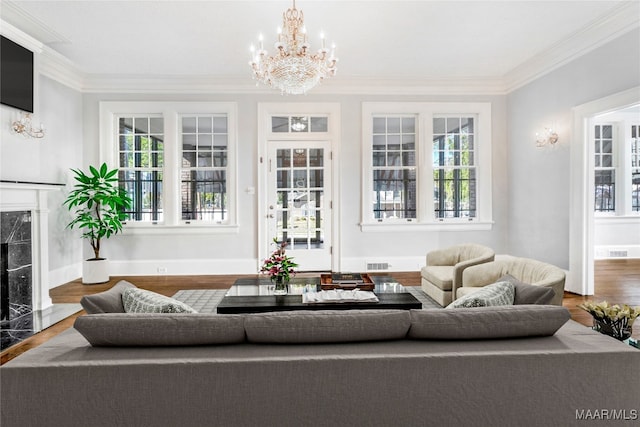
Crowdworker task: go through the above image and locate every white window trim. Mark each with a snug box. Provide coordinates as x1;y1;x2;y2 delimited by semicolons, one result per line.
361;102;493;231
99;101;238;233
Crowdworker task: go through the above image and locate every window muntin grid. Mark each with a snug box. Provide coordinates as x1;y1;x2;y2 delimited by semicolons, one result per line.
118;116;164;222
275;148;325;249
371;116;417;220
432;116;476;219
180;115;229;222
271;116;328;133
594;124;615;213
631;125;640;212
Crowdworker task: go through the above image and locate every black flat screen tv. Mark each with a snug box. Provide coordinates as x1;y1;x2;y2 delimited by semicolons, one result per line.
1;35;34;113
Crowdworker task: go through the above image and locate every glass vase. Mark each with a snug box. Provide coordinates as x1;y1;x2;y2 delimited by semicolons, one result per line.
592;317;632;341
274;276;288;295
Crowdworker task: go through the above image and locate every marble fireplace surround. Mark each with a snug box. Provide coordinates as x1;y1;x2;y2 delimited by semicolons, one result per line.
0;181;64;313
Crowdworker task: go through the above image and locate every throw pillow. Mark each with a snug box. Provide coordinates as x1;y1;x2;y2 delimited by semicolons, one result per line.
408;305;571;340
499;274;556;305
80;280;137;314
74;313;245;346
446;281;514;309
122;288;197;313
244;309;411;343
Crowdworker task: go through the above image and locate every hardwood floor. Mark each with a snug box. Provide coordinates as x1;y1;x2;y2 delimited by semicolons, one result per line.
2;262;639;365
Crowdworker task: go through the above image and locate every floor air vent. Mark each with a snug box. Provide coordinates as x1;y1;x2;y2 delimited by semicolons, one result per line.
367;262;389;271
608;250;628;258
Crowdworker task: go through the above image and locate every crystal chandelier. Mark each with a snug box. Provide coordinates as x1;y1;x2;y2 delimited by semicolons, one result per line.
249;0;337;95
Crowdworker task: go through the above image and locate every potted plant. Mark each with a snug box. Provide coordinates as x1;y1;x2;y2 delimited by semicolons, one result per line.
63;163;132;284
260;238;298;295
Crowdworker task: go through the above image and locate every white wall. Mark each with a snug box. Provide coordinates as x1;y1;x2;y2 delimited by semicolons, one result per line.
506;29;640;269
0;74;84;286
79;92;509;275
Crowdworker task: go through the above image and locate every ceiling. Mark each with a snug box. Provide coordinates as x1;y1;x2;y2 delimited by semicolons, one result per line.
1;0;638;93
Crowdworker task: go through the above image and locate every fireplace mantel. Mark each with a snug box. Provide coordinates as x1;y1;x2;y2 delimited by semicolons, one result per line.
0;181;64;311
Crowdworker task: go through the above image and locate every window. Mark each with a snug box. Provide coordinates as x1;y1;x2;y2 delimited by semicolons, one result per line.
362;102;492;230
592;120;640;216
118;116;164;222
371;116;416;220
180;115;228;222
433;117;476;219
594;124;615;213
100;102;237;231
631;124;639;212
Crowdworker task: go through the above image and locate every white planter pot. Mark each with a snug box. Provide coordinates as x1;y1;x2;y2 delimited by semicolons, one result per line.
83;258;109;284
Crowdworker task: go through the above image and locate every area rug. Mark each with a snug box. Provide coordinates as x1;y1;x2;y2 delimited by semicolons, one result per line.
172;286;441;313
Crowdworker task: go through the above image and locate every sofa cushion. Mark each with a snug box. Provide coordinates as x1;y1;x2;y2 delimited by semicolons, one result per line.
499;274;556;305
74;313;246;346
420;266;454;290
80;280;137;314
122;288;197;313
408;305;571;340
244;309;411;344
447;281;514;308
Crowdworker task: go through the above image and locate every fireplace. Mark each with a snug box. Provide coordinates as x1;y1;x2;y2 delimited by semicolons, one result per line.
0;211;33;349
0;181;62;350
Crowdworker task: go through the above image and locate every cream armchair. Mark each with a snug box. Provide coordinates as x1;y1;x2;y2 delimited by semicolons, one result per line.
458;255;566;306
420;243;495;306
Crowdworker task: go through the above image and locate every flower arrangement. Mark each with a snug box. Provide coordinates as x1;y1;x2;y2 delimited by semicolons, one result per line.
260;238;298;283
578;300;640;341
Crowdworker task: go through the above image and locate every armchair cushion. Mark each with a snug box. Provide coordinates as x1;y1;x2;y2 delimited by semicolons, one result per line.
420;266;454;291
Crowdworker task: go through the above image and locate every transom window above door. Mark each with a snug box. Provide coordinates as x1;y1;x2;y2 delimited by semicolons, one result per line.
271;116;328;133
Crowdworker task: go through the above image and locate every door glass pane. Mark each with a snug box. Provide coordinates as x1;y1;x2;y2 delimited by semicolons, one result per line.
273;147;325;251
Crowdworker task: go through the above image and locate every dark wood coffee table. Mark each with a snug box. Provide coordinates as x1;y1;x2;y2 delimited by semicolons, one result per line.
216;275;422;314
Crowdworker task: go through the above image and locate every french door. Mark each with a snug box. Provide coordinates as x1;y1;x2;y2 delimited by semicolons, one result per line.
266;140;332;271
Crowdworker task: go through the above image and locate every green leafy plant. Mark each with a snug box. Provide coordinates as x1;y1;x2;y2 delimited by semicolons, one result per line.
63;163;132;260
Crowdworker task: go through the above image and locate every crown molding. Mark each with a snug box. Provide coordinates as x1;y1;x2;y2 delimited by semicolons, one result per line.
39;46;84;92
78;74;507;96
504;1;640;93
0;20;43;53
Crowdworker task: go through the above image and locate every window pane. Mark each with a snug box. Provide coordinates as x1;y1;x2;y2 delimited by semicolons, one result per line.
595;170;615;212
310;117;328;132
433;116;477;219
594;124;616;213
371;115;417;220
180;114;229;222
372;169;416;219
118;116;164;222
198;117;212;133
373;117;386;134
272;116;289;132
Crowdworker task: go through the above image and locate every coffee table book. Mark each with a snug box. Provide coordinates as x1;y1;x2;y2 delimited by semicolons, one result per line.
320;273;374;291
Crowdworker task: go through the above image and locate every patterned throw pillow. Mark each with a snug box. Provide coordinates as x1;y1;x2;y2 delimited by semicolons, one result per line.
122;288;197;313
446;281;515;309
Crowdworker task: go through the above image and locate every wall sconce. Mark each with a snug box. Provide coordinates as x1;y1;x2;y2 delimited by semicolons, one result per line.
535;127;558;148
11;112;45;139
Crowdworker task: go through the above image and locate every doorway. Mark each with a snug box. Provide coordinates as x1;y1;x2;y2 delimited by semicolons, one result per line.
257;103;341;273
570;87;640;295
266;141;332;270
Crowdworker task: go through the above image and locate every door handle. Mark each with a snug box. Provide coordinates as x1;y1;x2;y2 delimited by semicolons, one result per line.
268;214;274;218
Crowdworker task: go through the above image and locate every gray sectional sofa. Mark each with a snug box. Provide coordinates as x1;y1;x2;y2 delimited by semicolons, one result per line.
2;302;639;427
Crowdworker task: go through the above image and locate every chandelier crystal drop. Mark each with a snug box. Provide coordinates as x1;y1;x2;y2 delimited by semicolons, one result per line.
249;0;337;95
